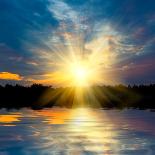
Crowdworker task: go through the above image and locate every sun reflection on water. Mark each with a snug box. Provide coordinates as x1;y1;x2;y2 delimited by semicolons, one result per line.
68;108;118;153
0;112;22;126
34;108;118;154
0;108;155;154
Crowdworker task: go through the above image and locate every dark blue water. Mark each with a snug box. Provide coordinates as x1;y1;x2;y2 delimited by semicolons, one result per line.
0;108;155;155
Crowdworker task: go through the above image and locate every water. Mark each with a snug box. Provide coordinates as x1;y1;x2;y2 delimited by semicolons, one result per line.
0;108;155;155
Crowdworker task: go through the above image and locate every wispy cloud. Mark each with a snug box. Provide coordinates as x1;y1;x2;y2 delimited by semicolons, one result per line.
48;0;78;23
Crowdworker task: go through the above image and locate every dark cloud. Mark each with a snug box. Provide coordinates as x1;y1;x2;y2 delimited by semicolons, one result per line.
0;0;59;76
0;0;58;51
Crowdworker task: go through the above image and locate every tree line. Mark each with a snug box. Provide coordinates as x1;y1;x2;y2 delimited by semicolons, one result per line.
0;84;155;109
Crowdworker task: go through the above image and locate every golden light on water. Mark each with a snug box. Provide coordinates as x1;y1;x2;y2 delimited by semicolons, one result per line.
0;109;154;154
34;108;119;153
0;115;20;123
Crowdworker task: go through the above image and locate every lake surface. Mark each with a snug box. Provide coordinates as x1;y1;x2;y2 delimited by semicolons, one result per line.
0;108;155;155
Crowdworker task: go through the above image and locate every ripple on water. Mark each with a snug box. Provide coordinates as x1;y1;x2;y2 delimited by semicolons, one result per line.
0;108;155;155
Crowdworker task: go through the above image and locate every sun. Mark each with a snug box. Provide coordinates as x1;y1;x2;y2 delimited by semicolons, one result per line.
74;66;87;79
70;63;89;86
47;57;104;87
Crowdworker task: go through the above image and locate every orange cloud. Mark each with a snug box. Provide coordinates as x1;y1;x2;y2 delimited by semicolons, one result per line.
0;72;23;81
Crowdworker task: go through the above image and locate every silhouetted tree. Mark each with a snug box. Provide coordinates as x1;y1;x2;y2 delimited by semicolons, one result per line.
0;84;155;109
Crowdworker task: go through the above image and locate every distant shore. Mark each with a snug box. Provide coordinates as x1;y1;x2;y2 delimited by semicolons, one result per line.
0;84;155;110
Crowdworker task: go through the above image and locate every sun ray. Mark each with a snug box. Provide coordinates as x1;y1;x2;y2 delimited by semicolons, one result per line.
36;24;125;107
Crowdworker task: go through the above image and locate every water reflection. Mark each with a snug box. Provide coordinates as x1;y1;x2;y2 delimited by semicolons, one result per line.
35;109;71;124
0;112;22;126
0;108;155;154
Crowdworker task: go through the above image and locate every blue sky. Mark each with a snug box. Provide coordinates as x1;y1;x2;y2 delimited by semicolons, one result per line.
0;0;155;85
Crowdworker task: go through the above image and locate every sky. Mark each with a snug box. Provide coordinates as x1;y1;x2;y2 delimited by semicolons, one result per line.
0;0;155;86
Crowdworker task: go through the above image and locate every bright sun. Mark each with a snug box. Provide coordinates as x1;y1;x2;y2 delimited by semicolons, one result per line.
75;66;87;79
49;57;104;87
71;64;88;86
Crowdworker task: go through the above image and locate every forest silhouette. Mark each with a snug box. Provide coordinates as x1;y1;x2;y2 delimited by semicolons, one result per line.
0;84;155;109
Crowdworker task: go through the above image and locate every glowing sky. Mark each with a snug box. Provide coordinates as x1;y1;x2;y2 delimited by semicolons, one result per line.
0;0;155;86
